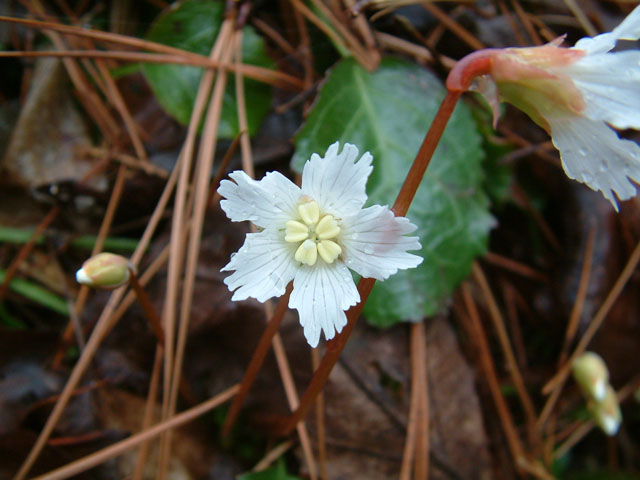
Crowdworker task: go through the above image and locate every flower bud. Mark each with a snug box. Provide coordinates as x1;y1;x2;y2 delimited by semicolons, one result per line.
572;351;609;401
76;252;131;289
589;385;622;436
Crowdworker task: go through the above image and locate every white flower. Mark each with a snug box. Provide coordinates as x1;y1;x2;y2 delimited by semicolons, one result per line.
447;6;640;209
218;142;422;347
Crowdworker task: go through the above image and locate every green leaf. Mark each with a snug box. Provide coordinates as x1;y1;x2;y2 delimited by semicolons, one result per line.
0;226;139;252
292;57;493;327
0;269;69;316
238;460;301;480
142;0;274;138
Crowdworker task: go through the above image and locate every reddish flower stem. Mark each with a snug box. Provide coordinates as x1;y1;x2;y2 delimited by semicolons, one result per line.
221;284;293;438
128;269;165;344
278;90;462;435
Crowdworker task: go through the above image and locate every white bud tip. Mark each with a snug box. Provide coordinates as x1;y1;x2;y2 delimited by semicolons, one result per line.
601;416;621;436
593;380;607;402
76;268;91;285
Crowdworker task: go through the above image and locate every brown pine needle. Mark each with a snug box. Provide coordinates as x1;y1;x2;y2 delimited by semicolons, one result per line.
562;0;597;36
413;321;429;480
31;385;239;480
510;0;542;45
484;252;547;282
472;263;538;439
0;15;210;60
0;206;59;303
159;20;235;480
560;226;596;363
252;441;295;472
312;348;329;480
497;1;527;46
375;32;434;64
399;335;420;480
0;50;303;89
460;283;525;469
422;3;485;51
133;346;163;480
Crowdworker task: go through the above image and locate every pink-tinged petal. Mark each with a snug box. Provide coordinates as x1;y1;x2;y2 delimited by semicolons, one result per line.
301;142;373;217
218;170;301;228
574;5;640;54
222;229;298;302
549;115;640;209
289;261;360;348
566;51;640;130
341;205;422;280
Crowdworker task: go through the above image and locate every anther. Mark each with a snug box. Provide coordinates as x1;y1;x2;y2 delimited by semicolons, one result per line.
298;201;320;225
316;215;341;239
317;240;342;263
295;239;318;266
285;220;309;243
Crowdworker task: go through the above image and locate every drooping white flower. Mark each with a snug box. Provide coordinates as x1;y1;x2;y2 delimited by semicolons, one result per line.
447;6;640;209
218;142;422;347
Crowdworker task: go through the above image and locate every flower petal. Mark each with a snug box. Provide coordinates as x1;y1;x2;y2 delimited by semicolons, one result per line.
289;261;360;347
341;205;423;280
301;142;373;217
222;229;298;302
549;115;640;209
566;51;640;130
218;170;301;228
573;5;640;54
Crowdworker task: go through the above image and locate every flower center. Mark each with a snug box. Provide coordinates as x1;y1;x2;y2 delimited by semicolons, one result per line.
284;200;342;266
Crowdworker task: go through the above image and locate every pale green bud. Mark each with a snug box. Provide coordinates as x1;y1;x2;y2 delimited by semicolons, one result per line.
76;252;131;289
572;352;609;402
589;385;622;436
